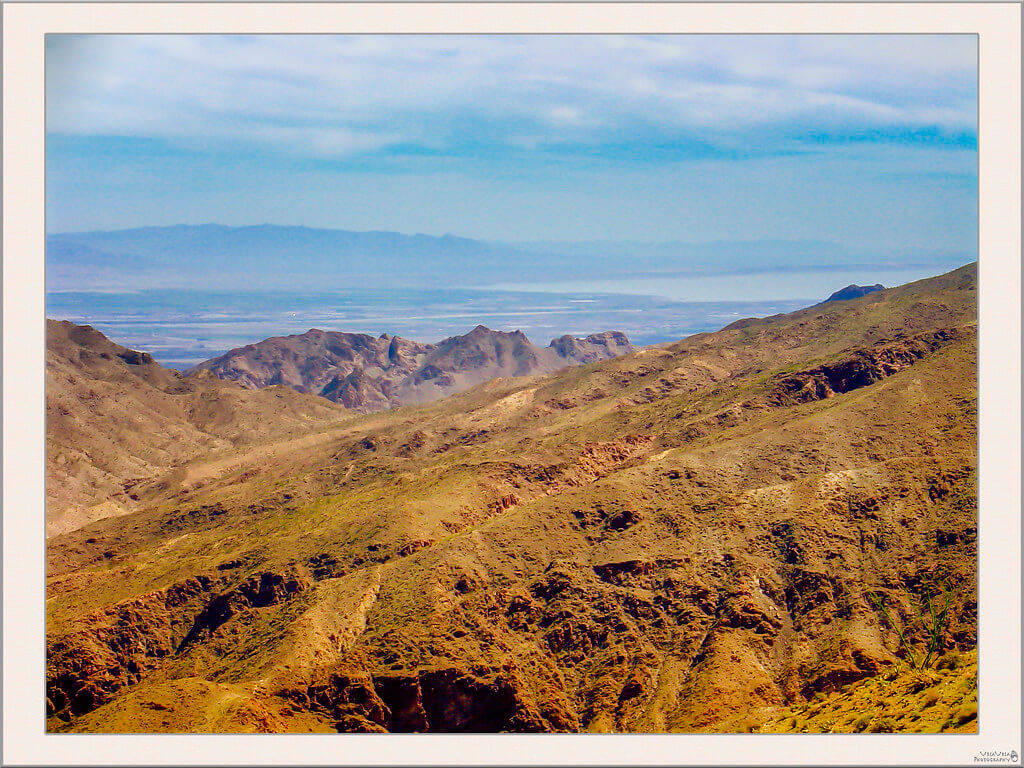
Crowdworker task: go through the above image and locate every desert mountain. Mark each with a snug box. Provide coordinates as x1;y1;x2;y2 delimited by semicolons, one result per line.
189;326;634;412
46;320;348;537
46;265;977;733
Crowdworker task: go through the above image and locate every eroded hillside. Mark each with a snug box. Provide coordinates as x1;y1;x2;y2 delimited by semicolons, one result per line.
46;265;978;733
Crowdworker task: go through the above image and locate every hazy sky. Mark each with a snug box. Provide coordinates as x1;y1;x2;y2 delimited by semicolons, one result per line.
46;34;977;250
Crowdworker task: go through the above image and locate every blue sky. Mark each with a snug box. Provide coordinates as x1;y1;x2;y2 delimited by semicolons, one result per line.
46;34;977;250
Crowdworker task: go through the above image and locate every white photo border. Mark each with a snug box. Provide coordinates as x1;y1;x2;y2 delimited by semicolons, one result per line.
4;3;1020;766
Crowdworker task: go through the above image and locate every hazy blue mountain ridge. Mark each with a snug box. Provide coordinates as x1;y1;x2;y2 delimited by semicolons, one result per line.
46;224;970;292
47;225;541;290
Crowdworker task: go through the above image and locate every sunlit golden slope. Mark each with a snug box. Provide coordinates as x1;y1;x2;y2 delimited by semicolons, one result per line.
46;265;977;733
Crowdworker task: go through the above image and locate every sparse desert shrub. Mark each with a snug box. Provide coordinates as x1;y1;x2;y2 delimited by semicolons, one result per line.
907;672;938;694
954;702;977;723
867;717;896;733
921;689;941;707
867;581;953;669
736;717;760;733
853;714;873;731
935;651;961;671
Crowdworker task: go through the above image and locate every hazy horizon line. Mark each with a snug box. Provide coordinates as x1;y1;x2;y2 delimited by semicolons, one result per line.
45;221;975;255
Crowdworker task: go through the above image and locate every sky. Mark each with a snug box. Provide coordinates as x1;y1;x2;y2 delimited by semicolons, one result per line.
46;34;977;251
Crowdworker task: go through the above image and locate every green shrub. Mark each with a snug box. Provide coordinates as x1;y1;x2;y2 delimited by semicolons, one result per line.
867;581;953;669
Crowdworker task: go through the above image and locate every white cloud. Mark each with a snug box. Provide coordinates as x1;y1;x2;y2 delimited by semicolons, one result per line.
46;34;977;156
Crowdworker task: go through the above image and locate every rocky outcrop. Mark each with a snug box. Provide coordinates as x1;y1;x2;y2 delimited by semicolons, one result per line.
47;576;220;718
549;331;633;364
47;570;308;721
768;328;966;405
821;284;884;303
176;572;309;651
303;667;577;732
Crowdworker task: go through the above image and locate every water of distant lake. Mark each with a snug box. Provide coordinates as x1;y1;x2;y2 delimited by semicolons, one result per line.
45;264;957;370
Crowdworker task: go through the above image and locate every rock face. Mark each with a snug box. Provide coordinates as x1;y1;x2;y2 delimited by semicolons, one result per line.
823;284;884;303
46;264;977;735
189;326;635;412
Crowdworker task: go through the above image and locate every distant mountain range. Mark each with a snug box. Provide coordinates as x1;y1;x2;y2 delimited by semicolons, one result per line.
46;224;971;292
190;325;634;413
46;224;526;291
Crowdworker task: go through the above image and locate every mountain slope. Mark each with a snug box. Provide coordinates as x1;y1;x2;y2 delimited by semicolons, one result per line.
46;320;349;537
753;649;977;734
189;326;634;412
45;265;977;733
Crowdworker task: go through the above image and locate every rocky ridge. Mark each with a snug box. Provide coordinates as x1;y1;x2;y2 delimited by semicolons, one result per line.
189;326;634;412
